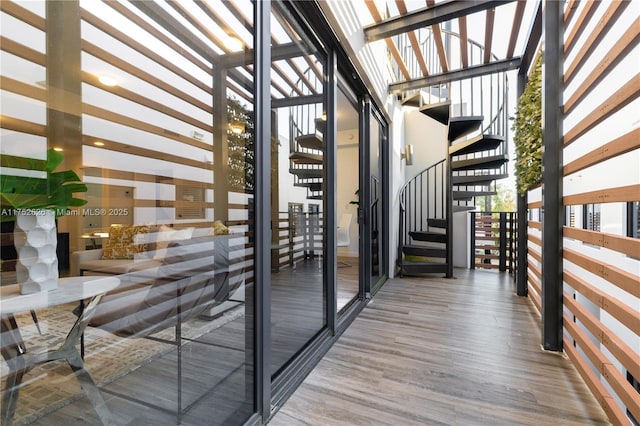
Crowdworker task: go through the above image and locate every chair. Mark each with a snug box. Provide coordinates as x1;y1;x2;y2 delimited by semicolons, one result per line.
337;213;352;267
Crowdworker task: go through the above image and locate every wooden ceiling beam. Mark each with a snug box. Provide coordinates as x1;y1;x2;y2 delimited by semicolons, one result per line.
396;0;429;76
365;1;411;80
483;8;495;64
459;16;469;68
426;1;448;73
506;0;527;59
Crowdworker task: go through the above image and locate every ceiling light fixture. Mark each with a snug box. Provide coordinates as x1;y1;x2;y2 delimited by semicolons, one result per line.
53;147;64;152
225;36;243;52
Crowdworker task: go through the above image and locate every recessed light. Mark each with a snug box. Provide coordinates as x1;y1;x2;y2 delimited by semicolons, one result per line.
98;75;117;86
225;36;243;52
53;147;63;152
93;141;105;146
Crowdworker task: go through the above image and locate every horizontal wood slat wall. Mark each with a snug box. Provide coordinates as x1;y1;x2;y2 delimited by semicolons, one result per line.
564;248;640;299
563;128;640;176
563;18;640;115
564;270;640;337
563;226;640;259
557;1;640;423
564;314;640;422
563;74;640;147
564;294;640;386
563;1;630;85
563;184;640;205
528;220;541;230
563;335;629;425
0;0;45;31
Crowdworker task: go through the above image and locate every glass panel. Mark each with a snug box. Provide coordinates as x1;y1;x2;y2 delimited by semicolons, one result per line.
336;84;360;312
370;112;384;286
1;1;254;424
270;2;326;377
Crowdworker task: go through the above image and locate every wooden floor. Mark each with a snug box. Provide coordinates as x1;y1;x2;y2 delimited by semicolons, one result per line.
269;269;610;426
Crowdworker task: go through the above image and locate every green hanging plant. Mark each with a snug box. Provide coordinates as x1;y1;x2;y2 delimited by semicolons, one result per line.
512;55;542;196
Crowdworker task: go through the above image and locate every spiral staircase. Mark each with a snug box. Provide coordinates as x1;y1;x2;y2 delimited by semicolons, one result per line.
289;117;325;200
397;30;510;278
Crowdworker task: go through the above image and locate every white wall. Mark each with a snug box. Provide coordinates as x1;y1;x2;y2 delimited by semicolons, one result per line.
337;130;360;257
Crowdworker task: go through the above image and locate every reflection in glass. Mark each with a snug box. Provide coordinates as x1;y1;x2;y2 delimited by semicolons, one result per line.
270;1;327;377
370;112;385;286
336;83;360;312
0;1;254;424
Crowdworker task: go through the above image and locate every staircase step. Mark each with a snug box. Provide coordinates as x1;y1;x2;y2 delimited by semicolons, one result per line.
451;173;509;186
296;134;324;150
289;168;323;179
294;182;323;191
401;261;448;275
419;101;450;124
451;154;509;171
315;118;326;134
449;134;504;156
402;245;447;258
427;218;447;229
402;92;424;107
453;205;478;212
453;190;497;201
410;231;447;243
289;152;323;164
448;116;483;141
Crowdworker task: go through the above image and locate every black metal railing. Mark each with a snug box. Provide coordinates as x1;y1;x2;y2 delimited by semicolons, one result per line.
398;159;447;263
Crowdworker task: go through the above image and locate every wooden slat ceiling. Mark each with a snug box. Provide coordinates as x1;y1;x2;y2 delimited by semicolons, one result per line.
363;0;538;96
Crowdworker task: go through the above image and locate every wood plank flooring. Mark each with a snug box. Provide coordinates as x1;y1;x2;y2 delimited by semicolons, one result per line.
269;269;610;426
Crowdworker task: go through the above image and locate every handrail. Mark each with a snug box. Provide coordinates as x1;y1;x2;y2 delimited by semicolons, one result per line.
398;158;446;212
397;158;448;272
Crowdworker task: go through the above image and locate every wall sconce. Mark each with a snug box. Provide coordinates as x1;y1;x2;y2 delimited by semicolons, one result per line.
401;144;414;165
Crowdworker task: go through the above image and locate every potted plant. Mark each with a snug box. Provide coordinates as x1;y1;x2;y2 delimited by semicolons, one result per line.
1;148;88;293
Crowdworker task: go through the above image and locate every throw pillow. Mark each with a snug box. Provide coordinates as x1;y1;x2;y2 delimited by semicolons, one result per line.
102;224;150;260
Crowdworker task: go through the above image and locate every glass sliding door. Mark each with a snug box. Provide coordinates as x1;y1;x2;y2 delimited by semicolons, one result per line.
1;1;255;424
369;105;386;290
269;1;327;377
336;80;361;312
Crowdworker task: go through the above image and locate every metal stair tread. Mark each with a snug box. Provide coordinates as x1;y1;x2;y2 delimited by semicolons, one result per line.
448;116;483;141
409;231;447;243
402;244;447;258
402;92;425;108
296;133;324;150
449;134;504;156
427;218;447;229
451;154;509;171
453;190;497;200
289;168;323;179
294;182;322;191
289;152;323;164
452;173;509;185
419;101;450;124
453;205;478;212
401;261;448;275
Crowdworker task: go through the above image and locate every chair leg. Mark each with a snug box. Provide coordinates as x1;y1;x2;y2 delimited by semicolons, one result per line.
176;321;182;424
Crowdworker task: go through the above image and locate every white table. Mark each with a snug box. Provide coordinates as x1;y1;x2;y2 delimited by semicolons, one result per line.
1;276;119;425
